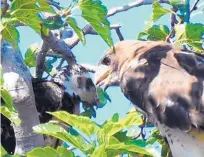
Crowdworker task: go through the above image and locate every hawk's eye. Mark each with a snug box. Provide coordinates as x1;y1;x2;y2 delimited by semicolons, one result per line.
101;56;111;66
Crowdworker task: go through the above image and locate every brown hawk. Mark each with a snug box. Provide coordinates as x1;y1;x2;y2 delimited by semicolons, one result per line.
94;40;204;157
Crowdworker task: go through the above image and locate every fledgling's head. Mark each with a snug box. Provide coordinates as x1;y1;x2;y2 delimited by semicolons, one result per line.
53;64;100;105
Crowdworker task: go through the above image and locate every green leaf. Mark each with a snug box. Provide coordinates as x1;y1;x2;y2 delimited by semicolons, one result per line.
26;146;58;157
126;139;147;148
111;113;119;122
8;0;55;34
48;111;100;136
106;143;152;156
0;88;14;111
170;0;185;6
66;17;85;44
43;16;64;30
33;123;91;153
97;88;111;108
10;0;55;14
0;65;4;86
91;144;107;157
0;106;21;126
1;24;19;49
99;136;152;156
151;2;171;22
79;0;113;47
101;111;143;136
41;24;50;36
24;44;39;67
1;145;7;156
57;146;74;157
114;131;131;143
138;25;170;41
174;23;204;52
146;137;157;145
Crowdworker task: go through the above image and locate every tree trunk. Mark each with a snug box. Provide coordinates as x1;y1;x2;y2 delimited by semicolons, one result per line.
1;41;45;155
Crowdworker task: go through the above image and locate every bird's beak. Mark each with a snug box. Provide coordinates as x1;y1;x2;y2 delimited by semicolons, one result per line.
94;65;111;90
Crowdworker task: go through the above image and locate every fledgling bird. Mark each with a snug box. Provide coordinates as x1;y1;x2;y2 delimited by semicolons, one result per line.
95;40;204;157
1;64;99;153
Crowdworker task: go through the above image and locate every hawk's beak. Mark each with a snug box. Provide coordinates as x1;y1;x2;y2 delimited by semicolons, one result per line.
94;66;111;90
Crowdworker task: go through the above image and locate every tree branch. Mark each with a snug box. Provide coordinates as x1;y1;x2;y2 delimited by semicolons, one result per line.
41;30;76;65
67;24;122;49
1;41;45;154
106;0;170;18
36;42;50;78
114;26;124;41
190;0;200;13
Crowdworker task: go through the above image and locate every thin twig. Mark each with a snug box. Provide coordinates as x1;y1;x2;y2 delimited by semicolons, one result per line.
170;6;178;28
68;24;122;49
190;0;200;13
106;0;170;18
115;27;124;41
56;58;65;70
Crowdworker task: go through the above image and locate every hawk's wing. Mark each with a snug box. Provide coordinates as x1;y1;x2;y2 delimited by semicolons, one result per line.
119;45;204;157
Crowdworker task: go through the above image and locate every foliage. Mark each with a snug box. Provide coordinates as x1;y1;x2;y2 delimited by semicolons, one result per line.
138;1;204;53
32;110;153;157
1;0;204;156
1;0;113;49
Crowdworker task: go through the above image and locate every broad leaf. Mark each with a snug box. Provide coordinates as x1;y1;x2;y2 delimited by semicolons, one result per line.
1;145;7;156
9;0;55;33
106;143;152;156
10;0;55;14
126;139;147;148
101;111;143;136
0;106;21;126
151;2;171;22
1;24;19;49
57;146;74;157
41;24;50;36
91;144;107;157
24;44;39;67
26;146;58;157
1;88;14;111
97;88;111;108
174;23;204;52
170;0;185;6
138;25;170;41
48;111;100;136
66;17;85;44
79;0;113;47
33;123;91;153
98;135;152;156
43;16;64;30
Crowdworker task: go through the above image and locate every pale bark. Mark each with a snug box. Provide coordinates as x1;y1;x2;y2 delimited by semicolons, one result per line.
1;41;44;155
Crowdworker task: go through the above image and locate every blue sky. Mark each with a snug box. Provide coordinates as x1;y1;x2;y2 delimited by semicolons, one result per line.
17;0;203;156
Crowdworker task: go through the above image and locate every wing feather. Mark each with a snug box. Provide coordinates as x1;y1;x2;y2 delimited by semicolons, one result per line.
120;42;204;131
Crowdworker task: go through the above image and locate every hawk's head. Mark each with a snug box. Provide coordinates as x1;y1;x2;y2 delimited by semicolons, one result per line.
95;40;173;90
95;40;138;89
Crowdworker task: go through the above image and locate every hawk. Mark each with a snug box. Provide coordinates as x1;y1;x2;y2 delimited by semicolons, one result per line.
94;40;204;157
